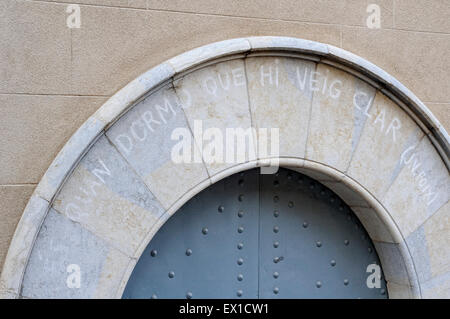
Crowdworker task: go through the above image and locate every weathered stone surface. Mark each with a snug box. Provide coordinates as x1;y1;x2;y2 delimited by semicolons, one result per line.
306;64;377;172
0;195;49;295
426;103;450;133
421;272;450;299
169;40;250;73
0;288;17;299
292;167;338;183
0;185;35;269
386;282;414;299
93;248;133;298
53;135;164;256
405;226;432;285
248;36;328;55
395;0;450;34
405;201;450;286
347;92;424;199
147;0;394;28
0;1;71;94
70;6;340;96
174;59;254;176
374;242;410;285
35;116;106;202
21;209;129;299
383;136;450;238
105;84;209;210
246;57;316;159
42;0;146;9
423;201;450;278
94;62;175;126
0;95;107;185
342;27;450;103
353;207;395;243
322;179;370;208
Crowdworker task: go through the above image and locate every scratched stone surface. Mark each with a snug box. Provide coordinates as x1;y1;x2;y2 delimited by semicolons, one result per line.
406;201;450;286
347;91;425;200
246;57;315;159
21;209;120;298
105;84;209;210
383;136;450;238
53;135;164;257
174;59;255;176
306;64;377;172
422;201;450;279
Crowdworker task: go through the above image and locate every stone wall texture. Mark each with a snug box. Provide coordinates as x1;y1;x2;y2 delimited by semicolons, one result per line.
1;0;449;285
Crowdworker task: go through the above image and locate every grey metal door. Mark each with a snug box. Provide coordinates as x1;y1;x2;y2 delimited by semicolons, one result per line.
123;168;387;299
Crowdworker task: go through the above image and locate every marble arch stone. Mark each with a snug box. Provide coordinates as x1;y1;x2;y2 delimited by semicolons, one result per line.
0;37;448;299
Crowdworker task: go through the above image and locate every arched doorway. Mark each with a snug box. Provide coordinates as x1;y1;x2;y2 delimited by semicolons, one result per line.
124;168;387;299
1;37;448;299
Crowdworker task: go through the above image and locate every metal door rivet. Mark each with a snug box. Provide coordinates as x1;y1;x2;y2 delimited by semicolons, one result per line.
151;294;157;299
127;169;388;299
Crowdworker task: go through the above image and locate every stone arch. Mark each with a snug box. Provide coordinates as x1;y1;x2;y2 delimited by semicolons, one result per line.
0;37;448;299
